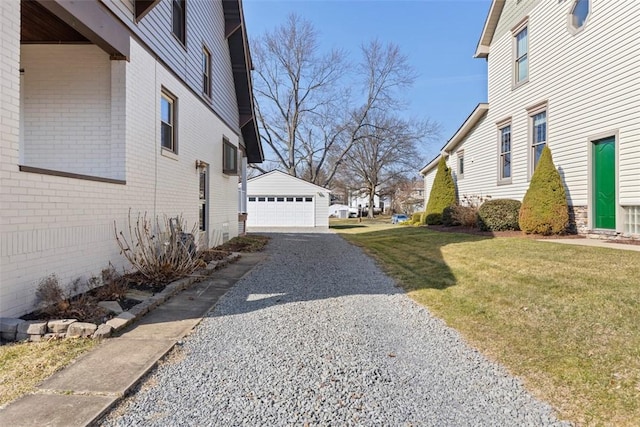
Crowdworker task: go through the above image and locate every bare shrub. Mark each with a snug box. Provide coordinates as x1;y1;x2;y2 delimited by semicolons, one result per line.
35;275;68;316
114;211;201;284
34;275;107;321
451;205;479;228
93;264;129;301
444;194;492;228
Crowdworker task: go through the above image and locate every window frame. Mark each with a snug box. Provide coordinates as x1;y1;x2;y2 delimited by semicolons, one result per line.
160;90;177;154
171;0;186;46
198;165;208;232
512;18;529;88
457;150;464;180
527;101;549;178
497;118;512;185
568;0;590;34
222;138;238;175
202;45;212;98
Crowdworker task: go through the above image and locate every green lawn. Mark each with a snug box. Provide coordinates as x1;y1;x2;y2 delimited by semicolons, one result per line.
336;223;640;426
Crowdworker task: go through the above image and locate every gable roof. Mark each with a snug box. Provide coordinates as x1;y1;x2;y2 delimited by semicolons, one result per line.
474;0;506;58
247;170;331;192
419;103;489;175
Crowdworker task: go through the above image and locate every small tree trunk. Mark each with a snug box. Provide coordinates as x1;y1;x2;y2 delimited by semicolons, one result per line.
368;189;376;218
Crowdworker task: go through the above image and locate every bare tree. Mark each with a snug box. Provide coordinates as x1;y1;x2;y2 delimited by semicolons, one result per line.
251;15;429;188
251;14;346;178
340;112;439;218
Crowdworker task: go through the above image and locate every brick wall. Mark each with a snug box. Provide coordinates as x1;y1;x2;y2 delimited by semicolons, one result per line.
22;45;115;179
0;32;242;317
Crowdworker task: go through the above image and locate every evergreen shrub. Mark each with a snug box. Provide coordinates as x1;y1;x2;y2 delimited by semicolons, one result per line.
518;146;569;235
425;157;457;225
477;199;522;231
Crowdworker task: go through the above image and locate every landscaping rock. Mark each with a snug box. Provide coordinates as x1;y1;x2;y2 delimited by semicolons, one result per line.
106;312;135;331
15;332;30;342
17;320;47;335
66;322;98;338
48;319;77;333
0;317;25;333
98;301;124;315
93;324;114;339
43;332;66;340
125;289;153;302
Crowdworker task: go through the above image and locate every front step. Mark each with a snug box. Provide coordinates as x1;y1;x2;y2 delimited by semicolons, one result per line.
586;229;640;242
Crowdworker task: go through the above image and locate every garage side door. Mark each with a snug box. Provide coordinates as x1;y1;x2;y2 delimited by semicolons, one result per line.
247;196;314;227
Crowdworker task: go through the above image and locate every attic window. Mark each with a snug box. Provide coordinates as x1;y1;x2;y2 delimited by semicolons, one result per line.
570;0;589;30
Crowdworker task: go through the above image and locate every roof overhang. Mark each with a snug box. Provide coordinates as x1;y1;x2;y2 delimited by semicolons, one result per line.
474;0;505;59
419;103;489;175
223;0;264;163
33;0;130;59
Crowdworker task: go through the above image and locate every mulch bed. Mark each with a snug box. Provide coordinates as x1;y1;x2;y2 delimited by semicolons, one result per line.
425;225;585;240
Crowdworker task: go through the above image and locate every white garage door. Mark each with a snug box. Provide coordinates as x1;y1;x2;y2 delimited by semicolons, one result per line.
247;196;315;227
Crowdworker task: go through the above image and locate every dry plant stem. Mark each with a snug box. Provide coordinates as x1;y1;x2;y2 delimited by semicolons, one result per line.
114;211;200;284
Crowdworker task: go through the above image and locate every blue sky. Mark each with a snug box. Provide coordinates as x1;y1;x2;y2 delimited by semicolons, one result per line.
243;0;492;160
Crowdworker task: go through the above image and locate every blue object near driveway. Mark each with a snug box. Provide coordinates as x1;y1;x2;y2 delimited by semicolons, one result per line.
391;214;409;224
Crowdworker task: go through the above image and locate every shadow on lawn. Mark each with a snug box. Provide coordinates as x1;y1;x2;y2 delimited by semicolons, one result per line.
208;228;492;317
329;224;367;230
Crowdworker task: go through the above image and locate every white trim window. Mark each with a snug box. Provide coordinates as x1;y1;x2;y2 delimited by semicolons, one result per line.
570;0;590;29
160;91;177;153
499;124;512;182
457;151;464;180
514;24;528;85
202;46;211;97
531;111;547;172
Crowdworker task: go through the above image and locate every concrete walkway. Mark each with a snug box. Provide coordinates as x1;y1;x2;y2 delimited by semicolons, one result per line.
0;252;266;427
540;238;640;251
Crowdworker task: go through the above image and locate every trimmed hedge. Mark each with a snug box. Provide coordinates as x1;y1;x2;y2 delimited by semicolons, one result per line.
477;199;522;231
519;146;569;235
425;157;457;225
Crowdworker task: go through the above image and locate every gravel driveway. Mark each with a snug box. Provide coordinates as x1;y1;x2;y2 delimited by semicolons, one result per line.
101;233;568;426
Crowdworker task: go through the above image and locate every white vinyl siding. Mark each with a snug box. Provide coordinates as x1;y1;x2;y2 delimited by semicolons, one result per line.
444;0;640;232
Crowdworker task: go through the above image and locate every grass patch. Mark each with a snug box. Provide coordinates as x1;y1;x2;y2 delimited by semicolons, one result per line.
338;226;640;426
0;338;98;406
329;217;398;234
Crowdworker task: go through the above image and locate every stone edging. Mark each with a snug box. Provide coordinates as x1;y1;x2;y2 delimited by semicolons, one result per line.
0;253;241;344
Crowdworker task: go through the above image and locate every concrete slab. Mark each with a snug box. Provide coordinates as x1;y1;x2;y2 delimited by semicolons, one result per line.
247;227;330;233
0;251;266;427
0;393;115;427
540;238;640;251
38;338;175;395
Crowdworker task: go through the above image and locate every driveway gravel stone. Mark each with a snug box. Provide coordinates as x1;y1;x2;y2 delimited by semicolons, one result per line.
101;233;569;426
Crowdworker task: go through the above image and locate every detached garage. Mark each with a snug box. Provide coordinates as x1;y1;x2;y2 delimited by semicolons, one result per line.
246;171;330;231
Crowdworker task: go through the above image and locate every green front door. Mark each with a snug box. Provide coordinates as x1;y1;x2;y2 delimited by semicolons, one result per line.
593;137;616;229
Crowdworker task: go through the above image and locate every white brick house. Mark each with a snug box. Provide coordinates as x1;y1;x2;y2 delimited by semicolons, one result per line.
421;0;640;237
0;0;263;317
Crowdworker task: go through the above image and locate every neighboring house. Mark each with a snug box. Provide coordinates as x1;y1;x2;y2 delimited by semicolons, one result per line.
246;171;330;230
421;0;640;237
0;0;263;317
347;190;389;215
